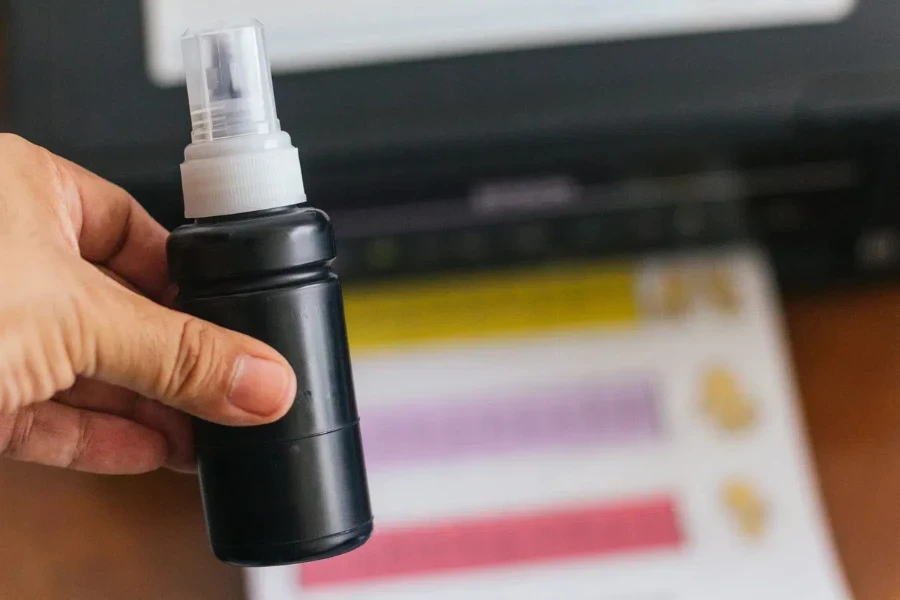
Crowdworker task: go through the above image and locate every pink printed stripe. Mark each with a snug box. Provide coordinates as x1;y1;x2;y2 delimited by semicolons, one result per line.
360;378;661;467
300;497;681;588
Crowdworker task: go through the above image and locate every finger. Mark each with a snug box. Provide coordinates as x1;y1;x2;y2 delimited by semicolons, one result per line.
0;402;167;474
96;264;177;309
55;378;195;472
135;398;196;474
73;267;296;427
53;155;172;303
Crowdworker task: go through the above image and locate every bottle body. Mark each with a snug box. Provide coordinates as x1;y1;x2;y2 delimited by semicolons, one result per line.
168;207;372;567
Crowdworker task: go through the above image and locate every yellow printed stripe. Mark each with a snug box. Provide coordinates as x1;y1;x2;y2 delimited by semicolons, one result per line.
343;263;638;351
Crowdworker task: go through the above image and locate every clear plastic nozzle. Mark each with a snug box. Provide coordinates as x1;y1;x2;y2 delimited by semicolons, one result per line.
182;21;280;143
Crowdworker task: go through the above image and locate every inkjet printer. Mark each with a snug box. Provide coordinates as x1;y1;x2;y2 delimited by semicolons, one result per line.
6;0;900;291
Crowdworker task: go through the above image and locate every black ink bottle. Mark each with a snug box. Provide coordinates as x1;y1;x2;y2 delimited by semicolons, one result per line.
166;21;372;567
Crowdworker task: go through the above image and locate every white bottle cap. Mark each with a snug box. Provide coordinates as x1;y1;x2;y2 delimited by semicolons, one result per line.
179;21;305;218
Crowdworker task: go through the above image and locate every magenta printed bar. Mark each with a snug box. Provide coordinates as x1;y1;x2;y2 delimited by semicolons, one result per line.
300;496;682;588
359;377;661;467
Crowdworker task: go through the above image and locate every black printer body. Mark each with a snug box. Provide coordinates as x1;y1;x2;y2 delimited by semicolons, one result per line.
6;0;900;290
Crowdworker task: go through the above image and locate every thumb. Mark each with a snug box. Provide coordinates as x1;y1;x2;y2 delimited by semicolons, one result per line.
75;271;296;426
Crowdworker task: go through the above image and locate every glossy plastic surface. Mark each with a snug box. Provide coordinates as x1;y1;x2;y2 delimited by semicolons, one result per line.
167;206;372;567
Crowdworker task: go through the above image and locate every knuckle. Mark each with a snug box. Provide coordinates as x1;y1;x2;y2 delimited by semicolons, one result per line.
0;361;32;415
62;287;96;377
3;408;36;459
165;318;224;401
21;323;77;405
0;134;49;174
0;133;29;152
0;381;20;416
66;411;94;469
0;311;77;415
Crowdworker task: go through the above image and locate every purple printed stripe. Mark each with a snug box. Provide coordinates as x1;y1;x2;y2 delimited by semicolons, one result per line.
359;377;661;467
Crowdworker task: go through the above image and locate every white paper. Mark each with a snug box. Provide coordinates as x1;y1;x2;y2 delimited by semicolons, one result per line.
244;247;852;600
142;0;857;85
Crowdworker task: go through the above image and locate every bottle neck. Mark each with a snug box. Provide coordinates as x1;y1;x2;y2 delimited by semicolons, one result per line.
180;131;306;219
193;205;299;224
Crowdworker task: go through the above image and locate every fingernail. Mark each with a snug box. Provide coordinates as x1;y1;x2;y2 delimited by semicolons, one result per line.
229;356;294;418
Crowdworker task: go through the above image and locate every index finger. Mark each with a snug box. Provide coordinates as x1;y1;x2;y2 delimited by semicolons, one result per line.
54;155;173;303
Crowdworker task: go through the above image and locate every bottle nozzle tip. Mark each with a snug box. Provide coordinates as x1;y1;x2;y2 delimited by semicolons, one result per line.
182;21;280;142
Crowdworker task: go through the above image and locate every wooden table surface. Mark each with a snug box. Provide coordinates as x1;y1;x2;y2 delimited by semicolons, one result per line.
1;285;899;600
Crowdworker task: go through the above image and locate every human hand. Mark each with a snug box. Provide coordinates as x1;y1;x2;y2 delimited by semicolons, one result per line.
0;135;297;474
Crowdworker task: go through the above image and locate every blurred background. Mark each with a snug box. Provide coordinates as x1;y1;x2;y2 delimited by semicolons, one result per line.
3;0;900;599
